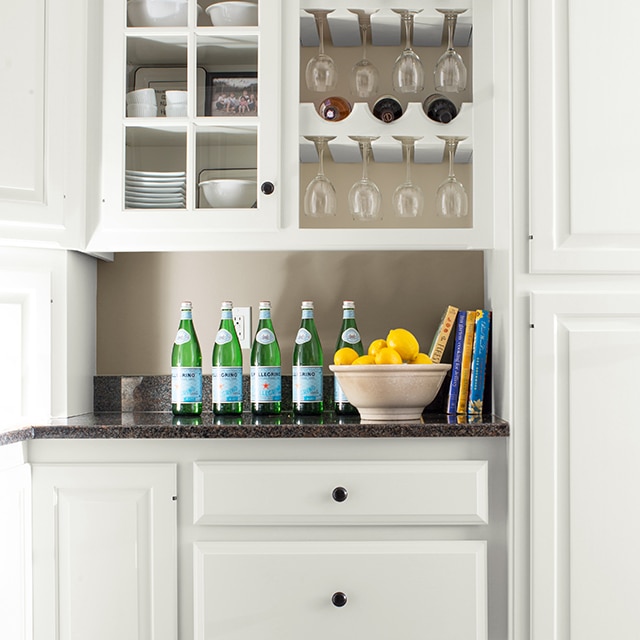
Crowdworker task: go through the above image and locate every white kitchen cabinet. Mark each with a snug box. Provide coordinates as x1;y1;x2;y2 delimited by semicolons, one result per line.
529;0;640;273
87;0;282;251
84;0;508;252
9;435;507;640
0;0;87;250
530;292;640;640
31;462;178;640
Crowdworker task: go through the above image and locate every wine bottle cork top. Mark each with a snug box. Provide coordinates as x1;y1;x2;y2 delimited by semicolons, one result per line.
181;301;192;308
301;300;314;308
342;301;355;308
221;301;233;309
259;301;271;308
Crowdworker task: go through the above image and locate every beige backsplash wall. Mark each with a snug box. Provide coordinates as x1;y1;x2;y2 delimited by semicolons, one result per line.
97;251;484;375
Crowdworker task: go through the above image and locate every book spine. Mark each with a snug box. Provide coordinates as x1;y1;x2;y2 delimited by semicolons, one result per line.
428;305;459;364
446;310;467;414
456;310;477;414
468;310;491;415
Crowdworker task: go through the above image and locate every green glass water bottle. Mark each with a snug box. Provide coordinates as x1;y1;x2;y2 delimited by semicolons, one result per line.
334;300;364;415
250;301;282;415
293;300;324;415
212;301;243;415
171;301;203;416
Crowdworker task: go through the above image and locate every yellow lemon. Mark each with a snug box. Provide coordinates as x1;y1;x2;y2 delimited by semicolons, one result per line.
386;328;420;362
334;347;360;366
352;354;376;365
367;338;387;357
375;347;404;365
411;353;433;364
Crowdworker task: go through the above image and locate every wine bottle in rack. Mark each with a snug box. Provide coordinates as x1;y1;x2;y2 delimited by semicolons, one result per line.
318;97;352;122
371;95;404;123
422;93;458;124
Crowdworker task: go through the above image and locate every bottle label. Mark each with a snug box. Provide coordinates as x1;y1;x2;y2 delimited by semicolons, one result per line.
221;309;233;320
174;328;191;345
171;367;202;403
334;377;349;404
343;309;355;319
301;309;314;320
341;328;361;344
215;329;233;345
292;366;323;403
251;366;282;402
212;366;243;403
256;328;275;345
295;328;312;344
180;309;193;320
259;309;271;320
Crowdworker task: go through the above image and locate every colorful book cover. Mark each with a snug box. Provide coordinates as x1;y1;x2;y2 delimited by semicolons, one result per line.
467;310;492;415
428;305;459;364
446;310;467;414
456;310;477;414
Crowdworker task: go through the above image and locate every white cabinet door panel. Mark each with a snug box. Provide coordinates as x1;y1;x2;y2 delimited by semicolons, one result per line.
194;540;487;640
531;292;640;640
32;463;177;640
529;0;640;272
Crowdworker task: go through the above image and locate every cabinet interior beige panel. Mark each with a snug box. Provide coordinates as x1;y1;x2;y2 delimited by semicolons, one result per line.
97;250;484;374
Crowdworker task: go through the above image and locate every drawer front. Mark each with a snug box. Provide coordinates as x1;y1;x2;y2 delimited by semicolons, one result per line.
194;540;487;640
193;460;488;525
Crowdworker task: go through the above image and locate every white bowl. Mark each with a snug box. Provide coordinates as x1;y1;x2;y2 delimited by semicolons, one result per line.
127;103;158;117
127;0;188;27
205;1;258;26
126;88;157;105
165;90;187;104
165;104;187;117
329;363;451;421
199;179;257;208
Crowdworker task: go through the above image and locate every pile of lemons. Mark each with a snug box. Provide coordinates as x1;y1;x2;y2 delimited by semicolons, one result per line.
334;328;433;366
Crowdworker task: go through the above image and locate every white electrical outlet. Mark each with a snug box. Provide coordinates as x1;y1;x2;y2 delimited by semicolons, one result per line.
232;306;252;349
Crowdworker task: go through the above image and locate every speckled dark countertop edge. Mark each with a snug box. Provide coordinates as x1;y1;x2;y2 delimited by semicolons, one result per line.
0;412;509;445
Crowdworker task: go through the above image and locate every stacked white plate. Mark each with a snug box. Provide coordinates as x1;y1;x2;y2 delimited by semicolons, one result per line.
125;170;186;209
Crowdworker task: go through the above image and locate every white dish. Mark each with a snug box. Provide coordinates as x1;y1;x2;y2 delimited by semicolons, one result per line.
125;195;186;204
126;88;157;105
199;178;256;208
125;184;186;194
125;201;185;209
126;170;186;178
127;103;158;117
206;1;258;26
127;0;188;27
134;67;206;117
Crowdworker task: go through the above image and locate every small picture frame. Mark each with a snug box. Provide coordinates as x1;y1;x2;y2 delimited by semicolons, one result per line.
205;72;258;116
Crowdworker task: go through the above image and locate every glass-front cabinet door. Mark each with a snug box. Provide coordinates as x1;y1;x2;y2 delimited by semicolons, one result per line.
89;0;280;251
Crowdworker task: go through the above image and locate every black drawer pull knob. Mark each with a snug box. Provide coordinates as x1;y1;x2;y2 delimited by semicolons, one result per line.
332;591;348;607
332;486;348;502
260;181;275;195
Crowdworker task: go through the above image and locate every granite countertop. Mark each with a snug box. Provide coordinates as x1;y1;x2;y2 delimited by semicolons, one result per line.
0;375;509;445
0;411;508;446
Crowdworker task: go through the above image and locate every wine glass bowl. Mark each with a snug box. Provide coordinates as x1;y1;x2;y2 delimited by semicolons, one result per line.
436;136;468;218
434;9;468;93
348;136;382;222
391;9;424;94
304;136;337;217
305;10;337;92
392;136;424;218
348;10;379;99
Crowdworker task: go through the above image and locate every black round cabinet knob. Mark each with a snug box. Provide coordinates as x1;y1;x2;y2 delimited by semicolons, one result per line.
260;181;275;195
332;486;348;502
332;592;348;607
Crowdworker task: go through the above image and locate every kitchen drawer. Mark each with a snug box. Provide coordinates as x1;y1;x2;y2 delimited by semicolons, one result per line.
193;539;487;640
193;460;488;525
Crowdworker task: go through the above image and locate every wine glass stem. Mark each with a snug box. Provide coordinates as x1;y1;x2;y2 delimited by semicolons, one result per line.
360;143;370;181
447;141;456;179
317;141;326;177
361;24;368;60
404;143;412;183
403;15;412;51
317;16;325;56
446;14;456;52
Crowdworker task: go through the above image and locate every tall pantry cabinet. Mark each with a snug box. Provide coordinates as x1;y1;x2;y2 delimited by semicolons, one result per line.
521;0;640;638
